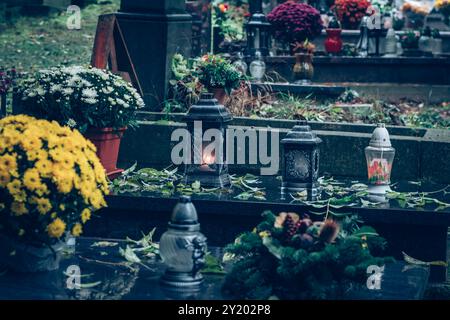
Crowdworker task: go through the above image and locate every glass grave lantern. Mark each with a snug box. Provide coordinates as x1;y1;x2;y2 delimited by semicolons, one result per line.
183;93;232;188
160;196;207;289
281;121;322;197
365;124;395;195
245;0;271;57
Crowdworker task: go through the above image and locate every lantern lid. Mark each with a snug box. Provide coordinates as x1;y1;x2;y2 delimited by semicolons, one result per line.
281;121;322;145
184;93;232;124
246;13;271;28
368;123;392;148
168;196;200;231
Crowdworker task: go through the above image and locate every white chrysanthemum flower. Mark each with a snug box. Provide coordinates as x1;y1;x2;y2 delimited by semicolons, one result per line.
67;75;82;87
27;90;37;98
82;88;98;99
36;87;46;96
63;88;74;95
83;98;98;105
66;118;77;128
50;84;62;93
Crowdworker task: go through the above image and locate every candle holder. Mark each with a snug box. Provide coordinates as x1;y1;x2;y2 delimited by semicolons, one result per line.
245;0;271;57
183;93;232;188
281;121;322;197
365;124;395;195
160;196;207;289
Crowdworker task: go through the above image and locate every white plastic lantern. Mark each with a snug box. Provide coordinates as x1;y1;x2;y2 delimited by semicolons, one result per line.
365;124;395;195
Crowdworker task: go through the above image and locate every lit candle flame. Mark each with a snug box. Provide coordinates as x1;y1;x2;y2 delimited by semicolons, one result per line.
202;153;215;165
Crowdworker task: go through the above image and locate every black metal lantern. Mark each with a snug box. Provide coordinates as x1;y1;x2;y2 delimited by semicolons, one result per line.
183;93;232;188
245;0;271;57
160;196;207;289
281;121;322;196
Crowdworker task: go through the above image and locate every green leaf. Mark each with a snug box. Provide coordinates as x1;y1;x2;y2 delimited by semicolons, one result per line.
119;246;141;264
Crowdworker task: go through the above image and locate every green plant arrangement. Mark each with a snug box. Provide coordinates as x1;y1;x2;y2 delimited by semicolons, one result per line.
222;211;394;299
17;65;145;133
400;30;420;49
212;0;249;42
168;54;203;112
194;54;244;95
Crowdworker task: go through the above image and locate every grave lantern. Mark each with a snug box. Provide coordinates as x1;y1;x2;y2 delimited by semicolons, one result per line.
160;196;207;289
365;124;395;195
245;0;271;57
183;93;232;188
281;121;322;196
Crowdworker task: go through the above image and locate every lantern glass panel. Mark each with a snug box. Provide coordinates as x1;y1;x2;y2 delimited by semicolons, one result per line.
160;229;206;272
365;146;395;185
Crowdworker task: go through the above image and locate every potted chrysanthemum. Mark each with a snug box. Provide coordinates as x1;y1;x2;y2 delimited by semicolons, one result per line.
18;66;145;178
0;115;108;272
194;54;244;104
267;1;323;55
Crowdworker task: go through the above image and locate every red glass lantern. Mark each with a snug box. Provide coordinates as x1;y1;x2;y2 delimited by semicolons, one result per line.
324;14;342;55
324;29;343;54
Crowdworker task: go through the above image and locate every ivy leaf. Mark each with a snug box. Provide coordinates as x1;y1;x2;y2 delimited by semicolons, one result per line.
191;180;201;191
122;162;137;176
119;246;141;264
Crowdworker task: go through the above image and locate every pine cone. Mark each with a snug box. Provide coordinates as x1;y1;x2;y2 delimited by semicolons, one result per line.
319;219;340;243
283;215;299;240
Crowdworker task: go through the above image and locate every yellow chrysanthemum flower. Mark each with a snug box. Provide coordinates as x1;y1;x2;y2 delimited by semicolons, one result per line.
59;152;75;170
47;218;66;238
21;136;43;152
71;223;83;237
56;178;73;194
11;201;28;216
35;159;53;177
34;197;52;215
0;153;18;173
49;148;66;162
13;190;27;202
6;179;22;195
23;168;42;191
89;189;107;210
26;149;47;162
81;208;91;224
0;171;11;188
34;183;49;197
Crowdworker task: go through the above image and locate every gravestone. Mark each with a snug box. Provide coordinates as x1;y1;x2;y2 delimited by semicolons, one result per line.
116;0;192;110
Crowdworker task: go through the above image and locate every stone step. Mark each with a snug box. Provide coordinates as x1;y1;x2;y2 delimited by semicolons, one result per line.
251;81;450;103
343;83;450;104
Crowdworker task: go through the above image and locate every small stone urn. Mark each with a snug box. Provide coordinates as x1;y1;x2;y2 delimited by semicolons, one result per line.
293;53;314;85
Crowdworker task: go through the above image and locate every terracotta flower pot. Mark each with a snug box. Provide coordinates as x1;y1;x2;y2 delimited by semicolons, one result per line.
293;53;314;85
210;87;228;105
85;127;126;179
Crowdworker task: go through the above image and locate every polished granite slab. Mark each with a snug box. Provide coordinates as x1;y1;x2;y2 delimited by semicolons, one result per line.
0;238;429;300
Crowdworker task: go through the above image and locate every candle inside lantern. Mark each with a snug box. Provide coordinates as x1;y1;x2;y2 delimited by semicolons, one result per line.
202;152;215;165
367;158;392;185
